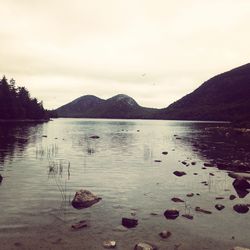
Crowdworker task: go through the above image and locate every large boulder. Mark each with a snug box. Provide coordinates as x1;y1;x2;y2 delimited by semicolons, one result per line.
233;179;250;190
71;190;102;209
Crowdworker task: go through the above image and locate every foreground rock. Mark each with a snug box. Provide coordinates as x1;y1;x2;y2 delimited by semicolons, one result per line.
71;190;102;209
159;230;171;239
0;174;3;183
164;209;179;220
233;204;249;214
122;218;138;228
173;171;186;177
103;240;116;249
134;242;158;250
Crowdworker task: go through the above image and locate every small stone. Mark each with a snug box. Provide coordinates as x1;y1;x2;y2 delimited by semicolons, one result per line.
186;193;194;197
173;171;186;177
202;167;207;170
182;214;194;220
182;161;187;165
162;152;168;155
195;207;212;214
233;204;249;214
0;174;3;183
89;135;100;139
204;163;213;167
191;162;196;165
216;197;224;200
215;204;225;211
103;240;116;249
164;209;179;220
122;218;138;228
171;197;185;203
131;212;136;216
150;212;158;216
230;195;237;200
159;230;172;239
134;242;158;250
154;160;162;163
71;220;87;230
209;173;215;176
193;173;198;175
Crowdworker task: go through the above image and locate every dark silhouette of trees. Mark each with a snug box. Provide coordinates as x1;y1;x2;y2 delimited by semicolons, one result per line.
0;76;48;120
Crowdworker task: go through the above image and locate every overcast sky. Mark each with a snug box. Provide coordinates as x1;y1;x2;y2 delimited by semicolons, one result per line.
0;0;250;109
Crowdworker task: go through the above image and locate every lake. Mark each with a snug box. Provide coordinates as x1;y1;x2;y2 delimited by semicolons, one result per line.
0;118;249;250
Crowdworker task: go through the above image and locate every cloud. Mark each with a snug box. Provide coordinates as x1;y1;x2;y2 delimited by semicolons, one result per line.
0;0;250;109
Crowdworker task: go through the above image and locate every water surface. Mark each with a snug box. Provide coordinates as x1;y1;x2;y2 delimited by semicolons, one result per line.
0;119;249;249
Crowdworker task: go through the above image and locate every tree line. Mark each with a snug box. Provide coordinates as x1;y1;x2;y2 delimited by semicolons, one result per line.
0;76;55;120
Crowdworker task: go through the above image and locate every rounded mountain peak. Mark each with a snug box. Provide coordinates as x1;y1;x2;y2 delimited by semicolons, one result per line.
108;94;139;107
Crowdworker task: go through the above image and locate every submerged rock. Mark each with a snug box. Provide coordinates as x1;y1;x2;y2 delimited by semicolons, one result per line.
122;218;138;228
89;135;100;139
204;163;213;167
134;242;158;250
71;220;88;230
103;240;116;249
171;197;184;203
159;230;172;239
230;195;237;200
195;207;212;214
182;214;194;220
215;204;225;211
233;204;249;214
71;190;102;209
173;171;186;177
164;209;179;220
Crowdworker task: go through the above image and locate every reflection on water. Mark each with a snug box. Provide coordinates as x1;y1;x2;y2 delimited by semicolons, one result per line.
0;119;249;249
0;122;43;165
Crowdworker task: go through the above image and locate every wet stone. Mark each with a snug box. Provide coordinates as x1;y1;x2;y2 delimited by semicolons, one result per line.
159;230;172;239
122;218;138;228
195;207;212;214
103;240;116;249
71;190;102;209
134;242;158;250
71;220;88;230
164;209;179;220
173;171;186;177
186;193;194;197
230;195;237;200
171;197;185;203
233;204;249;214
162;151;168;155
215;204;225;211
182;214;194;220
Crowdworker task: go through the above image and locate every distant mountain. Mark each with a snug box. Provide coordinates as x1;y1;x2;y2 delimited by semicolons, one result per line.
56;94;158;119
156;63;250;121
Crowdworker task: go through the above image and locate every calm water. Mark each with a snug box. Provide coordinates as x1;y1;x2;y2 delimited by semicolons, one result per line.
0;118;249;249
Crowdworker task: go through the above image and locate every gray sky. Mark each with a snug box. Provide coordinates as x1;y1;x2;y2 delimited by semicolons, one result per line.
0;0;250;109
